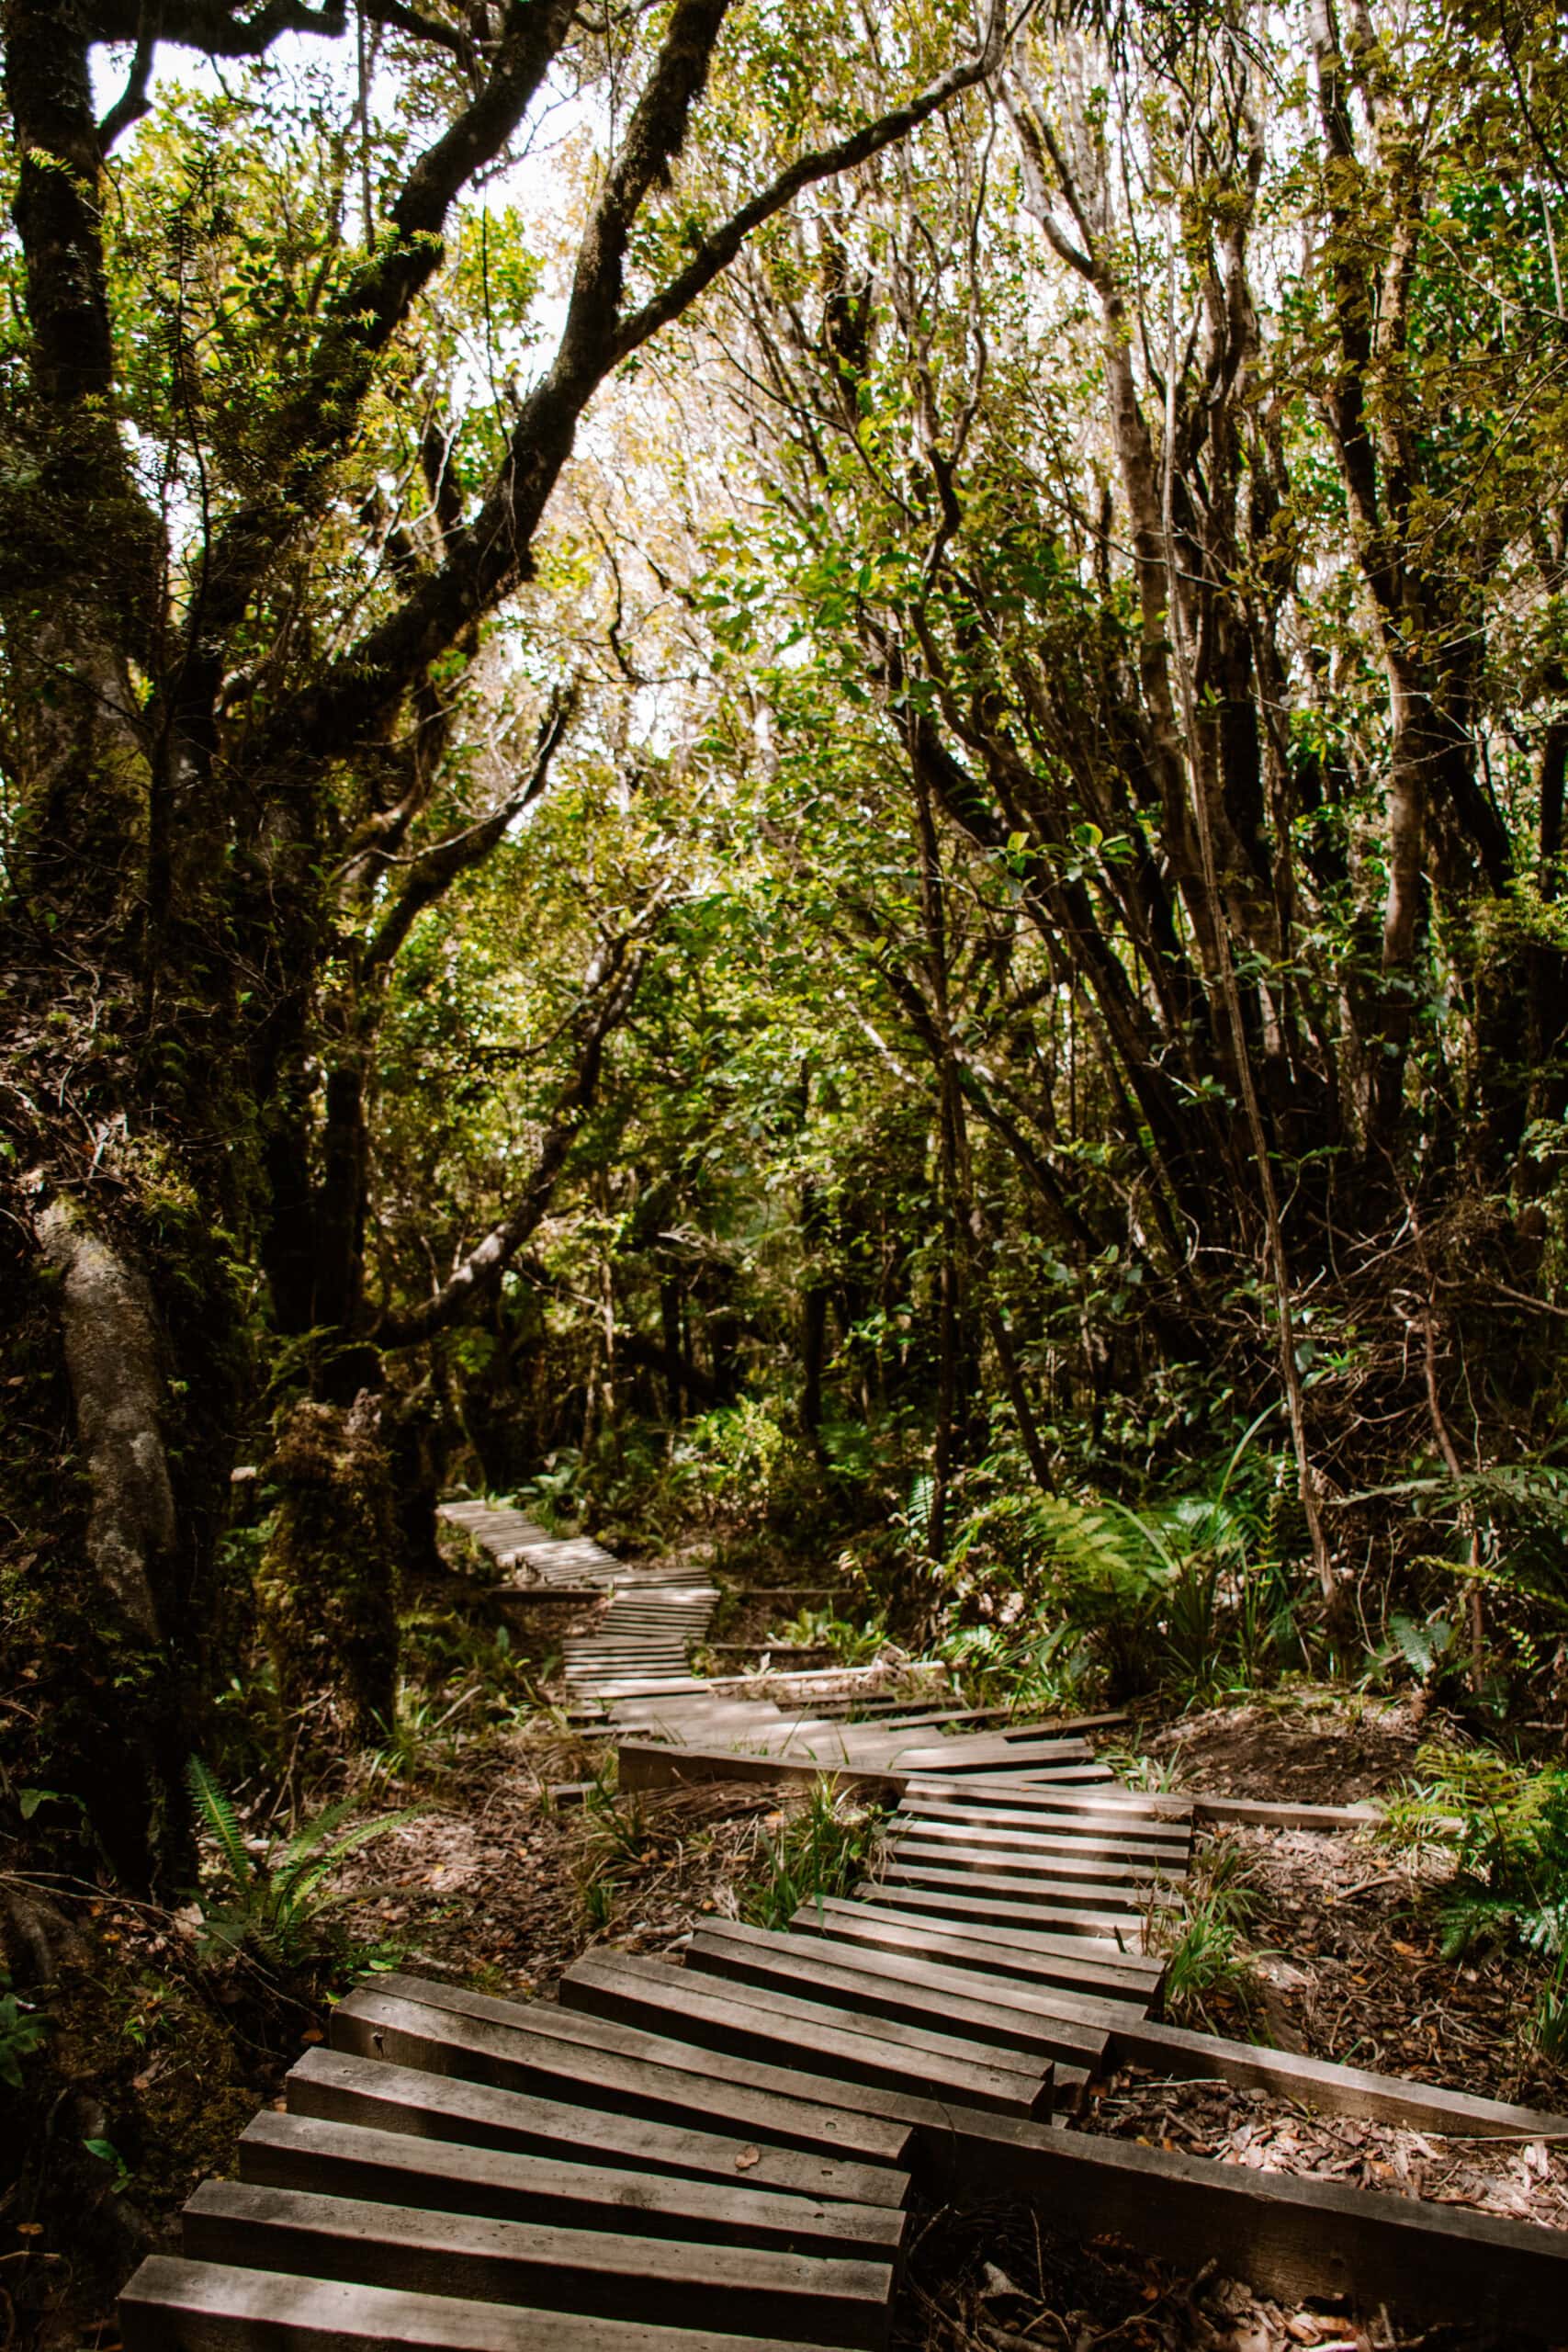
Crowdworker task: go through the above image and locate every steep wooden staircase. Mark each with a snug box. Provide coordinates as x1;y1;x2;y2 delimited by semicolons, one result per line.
121;1509;1568;2349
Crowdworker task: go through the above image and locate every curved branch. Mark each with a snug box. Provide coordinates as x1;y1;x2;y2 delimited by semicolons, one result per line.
376;934;647;1347
256;0;1011;771
362;694;572;973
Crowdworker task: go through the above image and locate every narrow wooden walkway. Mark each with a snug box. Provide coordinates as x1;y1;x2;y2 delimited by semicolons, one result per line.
122;1510;1568;2349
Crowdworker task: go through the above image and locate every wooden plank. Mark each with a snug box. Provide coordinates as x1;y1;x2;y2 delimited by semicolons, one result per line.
1109;2018;1568;2143
182;2183;893;2350
491;1587;606;1605
858;1879;1143;1942
682;1923;1110;2067
904;1775;1194;1823
336;1980;931;2147
894;1813;1187;1871
617;1740;905;1798
120;2256;846;2352
877;1860;1144;1923
558;1954;1052;2120
927;2113;1568;2343
284;2048;908;2210
563;1951;1052;2110
1188;1794;1387;1832
240;2111;908;2261
886;1834;1162;1889
889;1735;1094;1768
357;1970;998;2143
896;1797;1190;1860
905;1761;1117;1786
793;1896;1160;1993
329;1988;913;2167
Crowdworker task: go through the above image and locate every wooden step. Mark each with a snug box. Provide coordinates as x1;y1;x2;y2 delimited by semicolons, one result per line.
682;1921;1110;2068
820;1892;1152;1975
865;1875;1143;1939
558;1952;1052;2119
895;1800;1190;1862
286;2047;909;2208
886;1833;1160;1889
788;1900;1156;2005
120;2256;862;2352
903;1775;1193;1824
182;2182;894;2348
330;1986;912;2168
241;2111;908;2260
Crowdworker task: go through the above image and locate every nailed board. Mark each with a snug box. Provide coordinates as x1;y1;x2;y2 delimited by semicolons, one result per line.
240;2111;908;2260
558;1952;1053;2119
284;2047;910;2210
120;2258;863;2352
182;2181;894;2349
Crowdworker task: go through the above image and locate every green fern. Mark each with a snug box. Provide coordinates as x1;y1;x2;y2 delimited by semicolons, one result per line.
186;1758;254;1890
186;1759;413;1976
1393;1748;1568;2053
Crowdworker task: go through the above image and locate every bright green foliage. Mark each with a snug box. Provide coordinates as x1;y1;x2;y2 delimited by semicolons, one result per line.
185;1759;411;1976
767;1605;886;1667
1145;1840;1263;2032
938;1429;1304;1703
1383;1747;1568;2054
740;1781;883;1930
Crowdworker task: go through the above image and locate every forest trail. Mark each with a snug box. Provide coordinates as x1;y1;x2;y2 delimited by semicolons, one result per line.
119;1518;1568;2352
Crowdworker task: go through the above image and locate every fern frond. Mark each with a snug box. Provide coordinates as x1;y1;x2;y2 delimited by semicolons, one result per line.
185;1758;254;1890
275;1807;413;1907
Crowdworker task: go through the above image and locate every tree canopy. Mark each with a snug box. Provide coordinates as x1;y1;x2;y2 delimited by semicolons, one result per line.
6;0;1568;1896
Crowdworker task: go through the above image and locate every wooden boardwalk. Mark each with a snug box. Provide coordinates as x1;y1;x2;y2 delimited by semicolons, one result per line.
123;1510;1568;2348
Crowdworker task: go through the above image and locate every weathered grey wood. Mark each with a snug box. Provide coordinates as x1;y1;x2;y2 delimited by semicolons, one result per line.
886;1833;1163;1889
793;1896;1160;1993
617;1739;906;1797
683;1922;1111;2066
897;1798;1190;1860
856;1879;1144;1944
888;1735;1094;1769
900;1758;1116;1785
931;2114;1568;2342
240;2111;907;2260
183;2183;893;2350
1186;1794;1387;1832
329;1988;912;2167
1109;2018;1568;2142
119;2256;842;2352
904;1775;1195;1825
559;1951;1052;2118
284;2049;908;2209
877;1861;1144;1926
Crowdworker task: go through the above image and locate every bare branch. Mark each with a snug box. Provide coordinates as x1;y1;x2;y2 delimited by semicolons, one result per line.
376;931;647;1346
361;693;573;973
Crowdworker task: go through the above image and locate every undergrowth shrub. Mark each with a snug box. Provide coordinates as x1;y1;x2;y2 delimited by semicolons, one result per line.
740;1781;883;1929
936;1425;1306;1706
1144;1838;1262;2030
1383;1745;1568;2056
185;1759;410;1980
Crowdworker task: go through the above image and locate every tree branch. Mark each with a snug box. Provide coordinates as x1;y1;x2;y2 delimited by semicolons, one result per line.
375;933;647;1347
171;0;579;724
361;694;572;973
258;0;1011;771
610;0;1013;367
86;1;347;54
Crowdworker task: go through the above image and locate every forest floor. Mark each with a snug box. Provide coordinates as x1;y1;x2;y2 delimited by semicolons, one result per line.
15;1536;1568;2352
